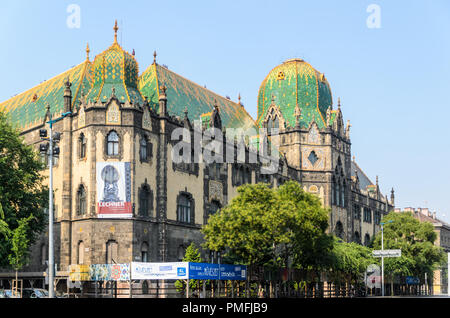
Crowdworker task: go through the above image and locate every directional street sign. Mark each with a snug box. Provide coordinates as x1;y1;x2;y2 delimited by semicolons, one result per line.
372;249;401;258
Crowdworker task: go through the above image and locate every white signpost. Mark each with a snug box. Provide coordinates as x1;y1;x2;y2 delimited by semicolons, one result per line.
373;248;401;296
372;249;401;258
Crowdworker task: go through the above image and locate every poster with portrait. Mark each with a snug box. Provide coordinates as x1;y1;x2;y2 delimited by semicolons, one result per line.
96;162;132;218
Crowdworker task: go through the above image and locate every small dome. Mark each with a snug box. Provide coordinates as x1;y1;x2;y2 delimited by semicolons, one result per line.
86;22;143;105
257;58;333;129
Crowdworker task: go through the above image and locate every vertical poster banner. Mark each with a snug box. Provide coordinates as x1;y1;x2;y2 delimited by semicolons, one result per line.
96;162;132;218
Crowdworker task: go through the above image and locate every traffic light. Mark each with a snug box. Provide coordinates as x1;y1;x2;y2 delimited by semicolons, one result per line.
52;132;61;142
39;129;48;138
53;146;60;156
39;143;49;154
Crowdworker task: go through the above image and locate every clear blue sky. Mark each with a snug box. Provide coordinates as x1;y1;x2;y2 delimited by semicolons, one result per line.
1;0;449;222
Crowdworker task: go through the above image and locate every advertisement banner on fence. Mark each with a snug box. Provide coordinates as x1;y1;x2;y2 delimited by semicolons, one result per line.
131;262;189;280
96;162;132;218
188;263;247;280
219;264;247;281
89;264;130;281
68;264;90;281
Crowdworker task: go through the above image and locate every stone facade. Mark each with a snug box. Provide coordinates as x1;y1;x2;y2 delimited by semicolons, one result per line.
0;26;394;284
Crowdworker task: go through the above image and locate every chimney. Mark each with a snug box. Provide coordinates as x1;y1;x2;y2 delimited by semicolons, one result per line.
159;85;167;117
63;77;72;113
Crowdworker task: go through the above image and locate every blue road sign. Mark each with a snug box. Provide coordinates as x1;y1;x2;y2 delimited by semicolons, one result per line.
406;276;420;285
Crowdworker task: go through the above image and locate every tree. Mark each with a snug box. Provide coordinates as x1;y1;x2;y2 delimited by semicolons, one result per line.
0;112;48;268
372;211;445;292
202;183;280;267
276;181;333;271
175;242;203;295
202;181;332;270
8;214;35;297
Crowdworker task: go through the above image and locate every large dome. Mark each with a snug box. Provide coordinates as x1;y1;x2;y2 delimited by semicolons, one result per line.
256;58;333;129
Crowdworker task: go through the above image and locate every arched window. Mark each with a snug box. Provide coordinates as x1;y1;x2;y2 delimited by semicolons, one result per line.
106;131;119;156
78;241;85;265
354;232;361;244
106;240;118;264
335;221;344;239
267;117;273;132
336;181;341;207
139;185;152;217
239;166;245;185
341;181;346;207
177;193;193;223
79;133;87;159
76;185;87;216
140;136;148;161
364;234;371;246
141;242;149;262
273;115;279;129
246;167;252;184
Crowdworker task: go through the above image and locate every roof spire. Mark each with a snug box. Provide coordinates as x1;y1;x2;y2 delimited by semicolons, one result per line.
86;42;90;61
238;93;242;105
113;20;119;43
338;97;341;110
153;51;157;64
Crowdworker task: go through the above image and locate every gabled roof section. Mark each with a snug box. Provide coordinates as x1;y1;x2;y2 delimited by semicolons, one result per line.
0;61;92;130
351;160;374;191
139;63;257;130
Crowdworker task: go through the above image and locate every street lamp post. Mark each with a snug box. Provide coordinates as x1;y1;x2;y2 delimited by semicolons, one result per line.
40;109;71;298
380;220;393;297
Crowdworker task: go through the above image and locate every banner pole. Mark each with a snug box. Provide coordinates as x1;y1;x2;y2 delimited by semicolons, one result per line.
186;279;190;298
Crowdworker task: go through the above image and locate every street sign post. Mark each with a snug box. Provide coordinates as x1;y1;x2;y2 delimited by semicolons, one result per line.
372;249;401;258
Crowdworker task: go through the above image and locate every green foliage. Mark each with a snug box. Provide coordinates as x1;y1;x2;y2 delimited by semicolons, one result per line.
372;211;446;279
202;183;279;266
276;181;333;270
8;214;34;271
0;203;11;238
0;112;48;268
330;237;376;278
202;181;332;270
175;242;203;293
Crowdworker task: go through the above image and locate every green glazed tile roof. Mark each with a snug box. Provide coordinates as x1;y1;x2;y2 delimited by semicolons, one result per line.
139;63;257;131
86;42;144;105
257;58;333;129
0;60;92;129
